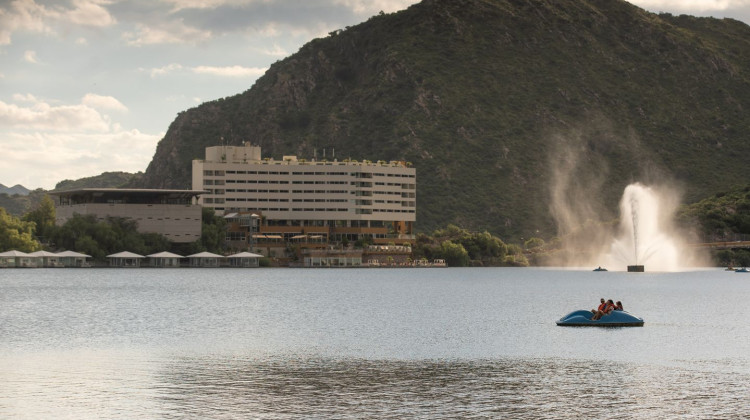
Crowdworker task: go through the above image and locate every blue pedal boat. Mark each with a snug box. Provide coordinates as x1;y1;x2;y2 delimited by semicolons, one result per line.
556;310;644;327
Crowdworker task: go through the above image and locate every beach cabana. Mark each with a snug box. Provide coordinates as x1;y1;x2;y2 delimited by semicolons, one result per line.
187;251;224;267
107;251;145;267
28;250;62;268
0;250;37;268
147;251;184;268
56;251;92;267
226;251;263;267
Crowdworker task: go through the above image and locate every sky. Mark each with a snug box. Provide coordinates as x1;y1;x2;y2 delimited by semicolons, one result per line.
2;0;750;190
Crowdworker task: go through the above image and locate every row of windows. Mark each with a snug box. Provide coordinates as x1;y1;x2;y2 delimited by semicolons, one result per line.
223;189;350;194
212;189;412;195
218;197;413;206
212;206;415;217
213;170;415;178
222;198;349;203
222;179;404;186
204;202;416;214
225;180;289;184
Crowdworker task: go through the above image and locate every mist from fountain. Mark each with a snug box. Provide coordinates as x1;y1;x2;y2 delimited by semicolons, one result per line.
602;183;682;271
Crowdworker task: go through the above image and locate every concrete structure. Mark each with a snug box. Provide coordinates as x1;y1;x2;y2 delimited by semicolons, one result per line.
50;188;205;243
227;251;263;267
302;248;363;267
223;211;260;251
56;250;91;267
0;250;36;268
28;250;62;267
187;251;224;267
107;251;145;267
362;244;413;266
192;144;416;253
147;251;184;268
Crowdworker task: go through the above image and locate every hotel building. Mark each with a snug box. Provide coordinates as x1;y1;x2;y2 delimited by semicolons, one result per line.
51;188;205;243
192;143;416;253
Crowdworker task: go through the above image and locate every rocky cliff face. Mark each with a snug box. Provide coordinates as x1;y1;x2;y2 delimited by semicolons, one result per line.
137;0;750;239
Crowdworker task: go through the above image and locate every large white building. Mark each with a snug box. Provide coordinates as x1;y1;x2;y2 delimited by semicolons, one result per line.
51;188;204;243
192;143;416;248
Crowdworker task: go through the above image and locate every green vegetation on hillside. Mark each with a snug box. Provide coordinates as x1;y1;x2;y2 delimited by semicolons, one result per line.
677;184;750;266
678;185;750;240
55;171;142;191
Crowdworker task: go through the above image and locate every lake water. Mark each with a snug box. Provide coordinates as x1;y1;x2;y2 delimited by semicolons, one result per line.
1;267;749;418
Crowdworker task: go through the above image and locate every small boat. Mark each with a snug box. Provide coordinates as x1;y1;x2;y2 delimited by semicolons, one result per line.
556;309;644;327
593;266;608;271
735;267;749;273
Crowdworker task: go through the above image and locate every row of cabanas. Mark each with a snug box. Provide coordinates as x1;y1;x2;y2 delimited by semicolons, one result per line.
107;251;263;268
0;250;263;268
0;250;91;268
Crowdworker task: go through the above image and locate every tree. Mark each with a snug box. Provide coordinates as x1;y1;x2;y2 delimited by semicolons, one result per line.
197;207;227;253
23;195;56;241
46;214;173;259
0;207;41;252
439;240;469;267
524;237;545;251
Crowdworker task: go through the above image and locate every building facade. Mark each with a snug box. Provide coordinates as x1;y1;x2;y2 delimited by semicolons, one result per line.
192;143;416;252
51;189;204;243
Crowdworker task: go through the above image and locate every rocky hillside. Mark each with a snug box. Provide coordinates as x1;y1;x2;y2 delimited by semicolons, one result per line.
137;0;750;240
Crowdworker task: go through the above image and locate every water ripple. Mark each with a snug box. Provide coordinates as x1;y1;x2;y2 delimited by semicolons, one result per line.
150;356;750;419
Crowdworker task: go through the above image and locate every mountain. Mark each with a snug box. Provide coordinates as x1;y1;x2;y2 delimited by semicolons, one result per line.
0;172;142;217
136;0;750;240
54;172;143;191
0;184;31;196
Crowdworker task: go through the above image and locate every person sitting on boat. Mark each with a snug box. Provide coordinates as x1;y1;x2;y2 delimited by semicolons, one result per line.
591;298;606;314
592;299;616;320
615;301;624;311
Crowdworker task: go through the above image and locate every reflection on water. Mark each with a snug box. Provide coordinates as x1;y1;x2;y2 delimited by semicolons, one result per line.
153;356;750;419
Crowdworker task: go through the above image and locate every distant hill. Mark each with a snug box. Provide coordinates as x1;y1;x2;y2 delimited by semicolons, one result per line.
0;172;143;217
54;171;143;191
136;0;750;240
0;184;30;196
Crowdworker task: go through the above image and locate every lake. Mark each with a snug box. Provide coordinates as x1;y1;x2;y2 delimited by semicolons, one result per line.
1;267;749;418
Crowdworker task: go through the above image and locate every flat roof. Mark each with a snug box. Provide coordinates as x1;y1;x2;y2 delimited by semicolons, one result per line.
50;188;207;199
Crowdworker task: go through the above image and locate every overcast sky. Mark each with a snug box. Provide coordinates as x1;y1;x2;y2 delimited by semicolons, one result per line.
2;0;749;190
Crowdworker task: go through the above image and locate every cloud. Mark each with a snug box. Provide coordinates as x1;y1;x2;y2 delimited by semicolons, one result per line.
23;50;39;63
192;65;266;77
81;94;128;112
0;129;162;190
0;0;116;45
333;0;417;15
12;93;38;102
0;0;54;45
144;63;184;78
0;96;111;132
162;0;415;15
143;63;266;78
256;44;288;57
65;0;116;27
630;0;750;12
122;20;212;46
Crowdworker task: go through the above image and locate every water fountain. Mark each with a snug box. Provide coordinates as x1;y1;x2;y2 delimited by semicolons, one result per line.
604;183;682;272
